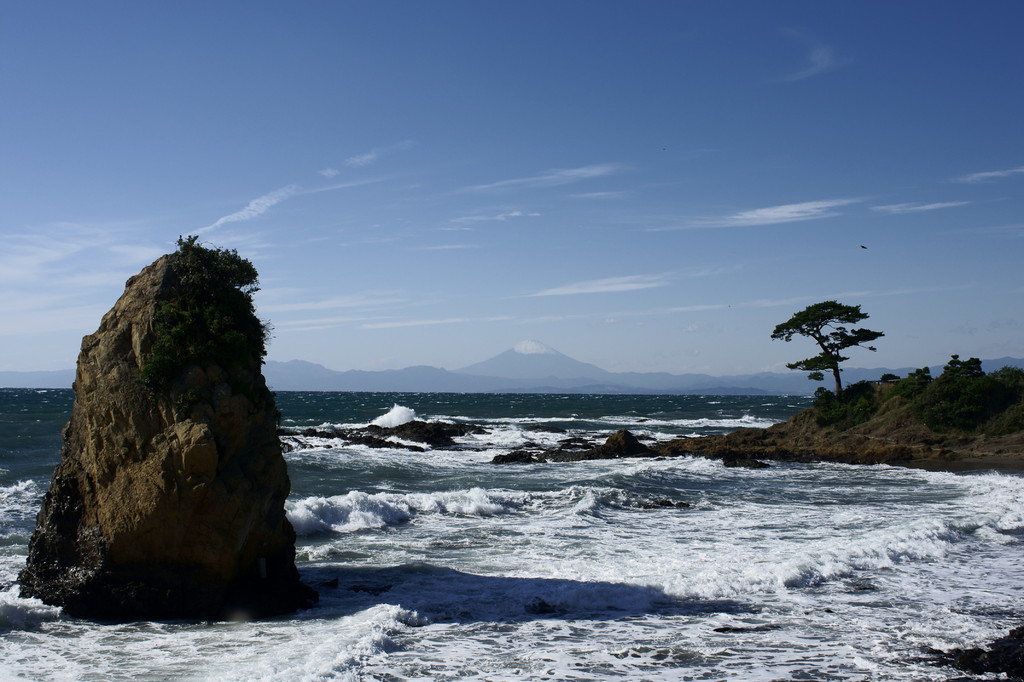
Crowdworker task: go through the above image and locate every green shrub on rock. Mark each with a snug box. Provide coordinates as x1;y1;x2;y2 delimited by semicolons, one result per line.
140;236;270;395
912;356;1021;433
810;359;1024;436
813;381;880;429
891;367;932;400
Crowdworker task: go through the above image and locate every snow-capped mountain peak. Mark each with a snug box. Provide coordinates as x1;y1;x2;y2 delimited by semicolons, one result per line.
513;340;559;355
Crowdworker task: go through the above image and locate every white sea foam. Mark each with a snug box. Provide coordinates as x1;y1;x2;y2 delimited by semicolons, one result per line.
287;488;513;535
0;480;40;515
0;586;61;630
0;480;42;539
596;413;778;429
370;404;417;428
215;604;426;681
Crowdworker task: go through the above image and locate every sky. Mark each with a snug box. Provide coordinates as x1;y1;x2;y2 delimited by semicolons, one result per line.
2;1;1022;377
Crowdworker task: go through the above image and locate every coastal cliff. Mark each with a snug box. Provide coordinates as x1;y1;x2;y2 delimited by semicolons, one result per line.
659;394;1024;469
659;363;1024;470
18;240;316;620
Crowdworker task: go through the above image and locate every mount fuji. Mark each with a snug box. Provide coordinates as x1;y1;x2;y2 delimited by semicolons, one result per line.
455;340;614;382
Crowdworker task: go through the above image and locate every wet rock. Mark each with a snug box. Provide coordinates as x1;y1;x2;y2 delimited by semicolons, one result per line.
547;430;655;462
722;455;771;469
366;420;486;448
638;499;690;510
943;625;1024;678
555;436;597;452
491;450;544;465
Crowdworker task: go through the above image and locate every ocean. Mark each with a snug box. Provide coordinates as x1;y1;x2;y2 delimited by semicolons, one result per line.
2;388;1023;681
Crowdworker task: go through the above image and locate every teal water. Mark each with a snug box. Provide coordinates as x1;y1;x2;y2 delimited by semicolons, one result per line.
2;389;1023;680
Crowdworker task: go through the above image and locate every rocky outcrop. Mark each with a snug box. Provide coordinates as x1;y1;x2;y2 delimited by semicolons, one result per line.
656;396;1024;470
280;420;487;453
553;428;653;462
940;626;1024;678
489;429;659;464
490;450;544;465
366;420;486;448
18;252;316;620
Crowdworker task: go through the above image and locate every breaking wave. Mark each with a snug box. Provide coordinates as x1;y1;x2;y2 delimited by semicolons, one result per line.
287;488;513;535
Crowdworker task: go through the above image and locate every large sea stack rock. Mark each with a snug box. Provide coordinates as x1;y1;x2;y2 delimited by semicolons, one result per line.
19;240;316;620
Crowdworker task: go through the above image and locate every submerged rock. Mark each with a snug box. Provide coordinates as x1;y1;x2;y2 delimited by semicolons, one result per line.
18;243;316;620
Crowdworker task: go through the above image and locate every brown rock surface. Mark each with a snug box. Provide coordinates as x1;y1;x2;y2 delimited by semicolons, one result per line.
18;253;316;620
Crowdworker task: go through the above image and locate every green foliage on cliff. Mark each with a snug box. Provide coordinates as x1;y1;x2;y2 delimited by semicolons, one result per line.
141;236;270;394
911;356;1023;433
812;381;880;429
813;356;1024;435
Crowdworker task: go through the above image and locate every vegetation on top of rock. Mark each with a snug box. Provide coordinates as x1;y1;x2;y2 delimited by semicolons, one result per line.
771;300;884;395
812;355;1024;435
811;381;881;430
140;236;270;395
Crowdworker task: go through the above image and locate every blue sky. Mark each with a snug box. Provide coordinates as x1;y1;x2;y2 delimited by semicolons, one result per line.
2;1;1022;376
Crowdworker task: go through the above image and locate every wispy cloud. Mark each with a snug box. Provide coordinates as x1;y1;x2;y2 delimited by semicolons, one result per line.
665;286;966;317
667;303;731;313
569;191;629;200
465;164;622;192
872;201;970;214
954;165;1024;183
683;264;744;278
318;168;340;178
776;30;846;82
452;210;541;224
274;314;385;332
198;185;302;233
529;273;671;297
688;198;859;229
416;244;481;251
198;178;389;234
960;223;1024;238
304;177;391;195
345;140;416;168
260;293;407;313
361;315;510;329
0;224;170;342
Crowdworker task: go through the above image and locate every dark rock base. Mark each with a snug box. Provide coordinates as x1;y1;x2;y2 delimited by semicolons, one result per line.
20;553;318;621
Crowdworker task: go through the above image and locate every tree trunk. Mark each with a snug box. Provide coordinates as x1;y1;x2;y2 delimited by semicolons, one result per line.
832;367;843;395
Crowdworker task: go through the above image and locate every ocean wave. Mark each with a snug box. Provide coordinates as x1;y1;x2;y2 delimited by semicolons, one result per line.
513;485;691;519
0;480;41;513
287;488;513;535
607;414;779;429
280;604;425;680
0;587;61;631
0;480;42;538
665;494;1020;601
428;413;778;430
191;604;426;682
370;404;418;428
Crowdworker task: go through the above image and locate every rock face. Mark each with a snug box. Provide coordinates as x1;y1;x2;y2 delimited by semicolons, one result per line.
18;253;316;620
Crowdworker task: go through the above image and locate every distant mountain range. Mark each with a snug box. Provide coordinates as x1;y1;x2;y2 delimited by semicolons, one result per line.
4;341;1022;395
